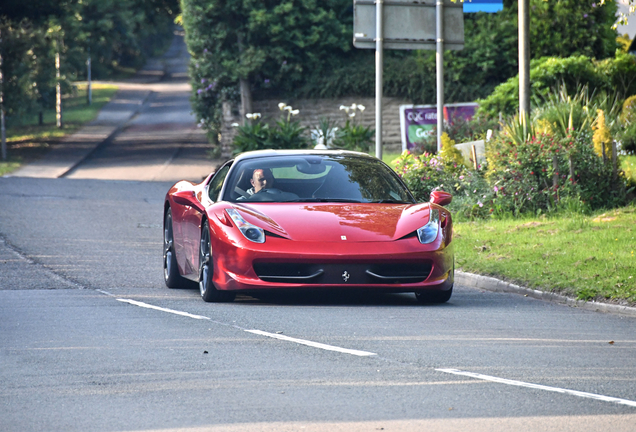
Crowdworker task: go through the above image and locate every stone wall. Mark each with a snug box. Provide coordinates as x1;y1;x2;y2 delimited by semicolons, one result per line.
220;97;412;158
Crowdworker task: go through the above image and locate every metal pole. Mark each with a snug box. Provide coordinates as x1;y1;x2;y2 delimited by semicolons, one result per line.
436;0;444;153
87;47;92;105
0;28;6;161
56;47;62;129
519;0;530;118
375;0;383;159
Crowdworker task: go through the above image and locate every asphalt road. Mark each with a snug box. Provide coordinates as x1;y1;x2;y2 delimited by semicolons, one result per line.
64;30;216;183
1;31;636;432
1;177;636;432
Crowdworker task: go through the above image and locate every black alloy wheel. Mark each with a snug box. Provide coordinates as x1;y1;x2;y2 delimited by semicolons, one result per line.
199;221;235;303
163;208;192;288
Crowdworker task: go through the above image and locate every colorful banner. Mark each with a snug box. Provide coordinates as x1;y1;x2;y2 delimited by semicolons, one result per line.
399;103;479;151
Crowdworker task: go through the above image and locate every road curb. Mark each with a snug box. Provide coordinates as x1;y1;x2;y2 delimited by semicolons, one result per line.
456;270;636;317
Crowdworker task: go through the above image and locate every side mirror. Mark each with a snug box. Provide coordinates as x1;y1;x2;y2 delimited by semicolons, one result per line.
172;190;196;206
430;191;452;207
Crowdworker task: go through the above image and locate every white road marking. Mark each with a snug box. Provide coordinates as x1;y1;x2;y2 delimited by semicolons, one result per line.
436;368;636;408
245;329;377;357
112;297;635;407
116;298;211;320
115;298;376;357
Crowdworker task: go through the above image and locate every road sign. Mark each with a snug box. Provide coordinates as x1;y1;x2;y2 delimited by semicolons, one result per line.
399;103;479;151
353;0;464;51
463;0;504;13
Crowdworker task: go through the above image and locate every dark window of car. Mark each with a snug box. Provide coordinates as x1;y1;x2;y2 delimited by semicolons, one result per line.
208;164;231;202
222;154;415;204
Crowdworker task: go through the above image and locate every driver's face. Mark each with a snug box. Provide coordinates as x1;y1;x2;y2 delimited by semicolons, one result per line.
251;169;274;193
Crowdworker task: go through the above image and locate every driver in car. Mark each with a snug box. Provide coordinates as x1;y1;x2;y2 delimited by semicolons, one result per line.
242;168;275;198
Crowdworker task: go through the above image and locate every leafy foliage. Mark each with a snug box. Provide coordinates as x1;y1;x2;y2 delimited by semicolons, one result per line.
479;53;636;118
182;0;351;137
331;121;374;153
183;1;621;140
394;84;632;220
231;107;309;155
0;0;177;123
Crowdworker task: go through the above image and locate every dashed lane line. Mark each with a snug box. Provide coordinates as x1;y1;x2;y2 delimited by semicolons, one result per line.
436;368;636;408
113;297;636;408
245;329;376;357
116;298;376;357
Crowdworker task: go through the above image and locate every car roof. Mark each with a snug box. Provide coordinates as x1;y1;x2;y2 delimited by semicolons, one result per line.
233;149;379;163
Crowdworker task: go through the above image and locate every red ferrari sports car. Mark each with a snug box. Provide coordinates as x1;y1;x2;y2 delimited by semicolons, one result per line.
163;150;454;303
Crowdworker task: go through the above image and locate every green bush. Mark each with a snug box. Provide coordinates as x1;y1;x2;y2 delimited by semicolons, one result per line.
478;53;636;118
232;118;309;155
393;151;493;220
394;129;629;220
331;121;374;153
485;131;627;215
618;122;636;155
232;104;311;155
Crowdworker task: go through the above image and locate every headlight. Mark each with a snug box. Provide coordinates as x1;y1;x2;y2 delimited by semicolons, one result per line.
226;209;265;243
417;209;439;244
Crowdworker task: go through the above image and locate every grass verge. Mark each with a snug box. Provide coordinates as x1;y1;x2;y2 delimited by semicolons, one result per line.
454;205;636;305
0;83;118;176
622;155;636;184
382;151;403;167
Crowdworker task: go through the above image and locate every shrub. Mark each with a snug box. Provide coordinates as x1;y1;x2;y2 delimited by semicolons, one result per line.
486;130;628;213
621;95;636;124
232;121;271;154
232;105;309;155
618;122;636;155
393;150;493;220
331;104;374;153
332;122;374;153
394;129;628;220
478;53;636;118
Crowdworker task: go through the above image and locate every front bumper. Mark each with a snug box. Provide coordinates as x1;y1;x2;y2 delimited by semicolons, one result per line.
212;234;454;293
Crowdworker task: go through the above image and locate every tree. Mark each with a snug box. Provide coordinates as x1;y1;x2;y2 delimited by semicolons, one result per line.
181;0;351;135
0;0;177;127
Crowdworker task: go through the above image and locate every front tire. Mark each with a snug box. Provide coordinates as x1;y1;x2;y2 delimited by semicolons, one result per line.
164;208;192;288
199;221;235;303
415;285;453;304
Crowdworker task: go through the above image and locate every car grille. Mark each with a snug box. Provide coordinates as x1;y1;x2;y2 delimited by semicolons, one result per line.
253;262;432;285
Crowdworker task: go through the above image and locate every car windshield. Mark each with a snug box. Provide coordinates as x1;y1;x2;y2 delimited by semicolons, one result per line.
223;154;415;204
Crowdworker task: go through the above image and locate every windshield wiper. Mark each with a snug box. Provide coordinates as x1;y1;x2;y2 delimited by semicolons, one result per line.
294;198;363;203
370;199;413;204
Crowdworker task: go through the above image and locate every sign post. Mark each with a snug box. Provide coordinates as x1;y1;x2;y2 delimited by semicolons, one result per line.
436;1;444;153
375;0;384;160
353;0;464;156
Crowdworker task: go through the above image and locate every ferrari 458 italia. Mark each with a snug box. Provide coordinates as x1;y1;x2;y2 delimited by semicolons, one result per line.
163;150;454;303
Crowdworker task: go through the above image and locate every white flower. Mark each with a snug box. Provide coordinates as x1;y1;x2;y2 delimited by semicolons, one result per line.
246;113;254;119
351;103;357;110
339;105;350;113
231;123;239;127
284;105;293;112
349;112;356;118
290;109;299;116
278;102;287;110
358;105;365;112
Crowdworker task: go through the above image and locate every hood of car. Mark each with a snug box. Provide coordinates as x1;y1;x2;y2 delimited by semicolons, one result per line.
232;202;432;242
